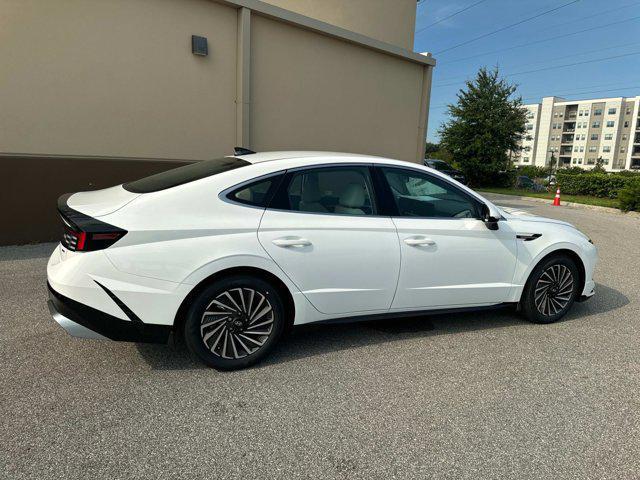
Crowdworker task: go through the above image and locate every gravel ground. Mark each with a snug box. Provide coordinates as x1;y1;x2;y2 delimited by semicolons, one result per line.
1;194;639;480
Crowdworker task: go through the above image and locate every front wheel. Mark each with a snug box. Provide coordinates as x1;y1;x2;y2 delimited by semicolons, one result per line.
521;255;580;324
184;275;285;370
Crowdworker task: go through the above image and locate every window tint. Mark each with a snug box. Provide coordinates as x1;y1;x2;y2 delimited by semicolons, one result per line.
228;176;281;207
381;167;480;219
124;157;248;193
280;167;375;216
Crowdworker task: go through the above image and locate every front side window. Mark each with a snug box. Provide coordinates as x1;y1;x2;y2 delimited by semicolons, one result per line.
279;166;375;216
380;167;479;219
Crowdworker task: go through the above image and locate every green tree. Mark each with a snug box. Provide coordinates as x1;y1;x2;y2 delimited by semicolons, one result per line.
424;142;440;156
439;67;527;186
592;156;606;173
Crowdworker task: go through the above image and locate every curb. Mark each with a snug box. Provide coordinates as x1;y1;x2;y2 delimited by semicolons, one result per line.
480;192;640;218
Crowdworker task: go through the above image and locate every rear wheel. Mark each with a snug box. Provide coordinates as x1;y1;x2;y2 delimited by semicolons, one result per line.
521;254;580;324
184;275;285;370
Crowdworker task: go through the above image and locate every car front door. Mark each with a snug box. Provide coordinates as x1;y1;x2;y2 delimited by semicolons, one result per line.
258;165;401;315
377;166;518;310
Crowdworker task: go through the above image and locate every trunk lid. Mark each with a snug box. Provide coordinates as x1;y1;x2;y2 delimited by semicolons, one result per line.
67;185;139;217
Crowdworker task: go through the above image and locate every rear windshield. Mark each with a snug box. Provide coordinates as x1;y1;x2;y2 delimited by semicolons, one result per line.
123;157;249;193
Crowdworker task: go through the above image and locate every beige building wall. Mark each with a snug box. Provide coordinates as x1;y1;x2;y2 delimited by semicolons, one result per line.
250;14;425;161
0;0;433;244
261;0;417;49
0;0;238;160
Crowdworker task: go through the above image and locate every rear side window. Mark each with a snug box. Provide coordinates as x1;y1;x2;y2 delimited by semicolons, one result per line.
227;176;283;207
273;166;376;216
124;157;249;193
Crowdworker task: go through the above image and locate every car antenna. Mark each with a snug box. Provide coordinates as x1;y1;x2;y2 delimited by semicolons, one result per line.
234;147;256;156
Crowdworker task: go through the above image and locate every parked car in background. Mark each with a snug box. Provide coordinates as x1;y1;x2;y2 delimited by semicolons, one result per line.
516;175;546;192
48;151;597;370
424;158;466;184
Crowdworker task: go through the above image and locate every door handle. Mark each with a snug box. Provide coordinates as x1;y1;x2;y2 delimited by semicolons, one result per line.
404;236;436;246
272;237;312;248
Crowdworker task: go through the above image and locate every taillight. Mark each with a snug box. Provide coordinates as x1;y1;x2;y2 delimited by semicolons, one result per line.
58;194;127;252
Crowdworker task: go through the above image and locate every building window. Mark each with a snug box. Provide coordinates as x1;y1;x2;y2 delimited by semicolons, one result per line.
626;107;632;115
593;121;601;128
621;147;626;153
523;157;530;163
526;135;533;141
624;121;629;128
580;146;584;152
587;158;595;165
526;123;533;130
591;133;599;140
589;146;597;152
553;112;558;117
606;121;615;127
603;158;609;165
578;111;583;116
608;108;617;115
622;134;628;140
604;133;613;140
594;108;602;116
573;146;578;152
603;146;611;152
578;159;582;164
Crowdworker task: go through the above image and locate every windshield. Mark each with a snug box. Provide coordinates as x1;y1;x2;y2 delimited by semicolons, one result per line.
123;157;249;193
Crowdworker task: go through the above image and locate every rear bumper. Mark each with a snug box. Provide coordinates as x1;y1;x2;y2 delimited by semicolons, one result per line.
48;282;171;343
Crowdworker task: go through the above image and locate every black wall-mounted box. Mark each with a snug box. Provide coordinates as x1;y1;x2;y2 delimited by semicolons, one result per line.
191;35;208;56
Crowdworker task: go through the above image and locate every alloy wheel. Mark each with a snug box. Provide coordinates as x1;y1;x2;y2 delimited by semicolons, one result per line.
200;288;274;359
534;264;574;317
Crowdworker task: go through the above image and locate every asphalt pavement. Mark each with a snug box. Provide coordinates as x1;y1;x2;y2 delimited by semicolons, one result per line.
1;194;639;479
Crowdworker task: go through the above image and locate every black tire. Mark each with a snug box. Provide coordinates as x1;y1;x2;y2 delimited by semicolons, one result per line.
521;254;580;324
184;275;285;370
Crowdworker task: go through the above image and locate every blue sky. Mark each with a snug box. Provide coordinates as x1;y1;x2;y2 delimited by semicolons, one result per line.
414;0;640;142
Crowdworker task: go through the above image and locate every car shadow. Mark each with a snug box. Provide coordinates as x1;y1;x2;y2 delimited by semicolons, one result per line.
135;282;628;371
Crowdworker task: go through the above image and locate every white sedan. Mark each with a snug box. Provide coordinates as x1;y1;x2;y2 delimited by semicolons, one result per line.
47;150;597;370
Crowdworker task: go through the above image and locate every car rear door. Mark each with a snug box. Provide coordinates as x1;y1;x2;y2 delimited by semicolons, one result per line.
258;165;400;315
376;166;518;310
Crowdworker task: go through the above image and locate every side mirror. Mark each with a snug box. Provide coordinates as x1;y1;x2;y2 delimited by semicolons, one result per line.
481;204;500;231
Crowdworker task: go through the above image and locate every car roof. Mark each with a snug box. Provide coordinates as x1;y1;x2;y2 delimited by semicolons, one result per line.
232;151;373;164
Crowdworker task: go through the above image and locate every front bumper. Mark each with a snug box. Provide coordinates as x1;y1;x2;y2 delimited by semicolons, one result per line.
577;280;595;302
48;282;171;343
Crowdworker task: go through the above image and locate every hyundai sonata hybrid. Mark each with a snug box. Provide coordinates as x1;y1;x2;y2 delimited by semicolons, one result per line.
47;150;597;370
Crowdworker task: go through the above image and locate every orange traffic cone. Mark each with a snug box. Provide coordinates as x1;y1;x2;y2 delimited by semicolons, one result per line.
552;187;561;206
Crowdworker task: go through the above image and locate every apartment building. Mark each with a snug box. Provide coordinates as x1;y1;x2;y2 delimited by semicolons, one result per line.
515;96;640;171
